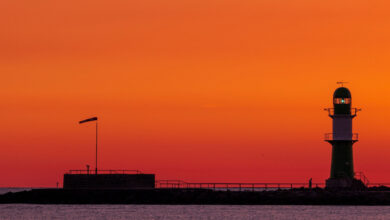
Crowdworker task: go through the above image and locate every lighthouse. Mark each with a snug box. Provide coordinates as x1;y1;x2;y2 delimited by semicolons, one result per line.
324;85;363;188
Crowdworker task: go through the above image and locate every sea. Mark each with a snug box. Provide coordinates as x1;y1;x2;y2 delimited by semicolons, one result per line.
1;204;390;220
1;189;390;219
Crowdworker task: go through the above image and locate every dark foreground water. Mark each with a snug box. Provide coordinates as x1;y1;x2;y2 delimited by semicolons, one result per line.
0;205;390;219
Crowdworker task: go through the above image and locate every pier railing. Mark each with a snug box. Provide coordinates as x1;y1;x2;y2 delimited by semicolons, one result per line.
355;171;369;186
66;169;143;174
156;180;325;191
156;180;390;190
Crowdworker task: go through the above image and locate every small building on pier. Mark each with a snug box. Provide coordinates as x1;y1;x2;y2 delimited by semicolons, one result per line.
63;170;155;189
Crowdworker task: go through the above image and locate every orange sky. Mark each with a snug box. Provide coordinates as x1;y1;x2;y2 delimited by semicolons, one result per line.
2;0;390;187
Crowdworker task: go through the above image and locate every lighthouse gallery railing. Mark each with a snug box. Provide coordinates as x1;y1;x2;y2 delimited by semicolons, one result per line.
324;133;359;141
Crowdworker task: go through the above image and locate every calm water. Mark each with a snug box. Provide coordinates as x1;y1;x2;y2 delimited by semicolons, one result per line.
0;205;390;219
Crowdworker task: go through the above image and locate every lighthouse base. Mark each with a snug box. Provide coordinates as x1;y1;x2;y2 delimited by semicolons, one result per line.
326;178;366;190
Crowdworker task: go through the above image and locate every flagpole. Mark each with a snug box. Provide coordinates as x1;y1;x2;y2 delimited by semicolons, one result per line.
96;121;98;175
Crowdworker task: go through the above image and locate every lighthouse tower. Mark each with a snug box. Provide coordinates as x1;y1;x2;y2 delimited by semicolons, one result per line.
325;86;362;188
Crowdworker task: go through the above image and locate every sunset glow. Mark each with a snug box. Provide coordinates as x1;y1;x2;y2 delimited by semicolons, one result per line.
2;0;390;187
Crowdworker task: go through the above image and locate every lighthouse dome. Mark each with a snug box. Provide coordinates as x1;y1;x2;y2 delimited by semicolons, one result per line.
333;87;351;98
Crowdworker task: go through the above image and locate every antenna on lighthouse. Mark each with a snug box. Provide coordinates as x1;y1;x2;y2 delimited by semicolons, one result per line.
336;81;348;87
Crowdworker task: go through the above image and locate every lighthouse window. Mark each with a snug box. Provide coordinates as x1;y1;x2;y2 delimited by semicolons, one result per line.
334;98;351;104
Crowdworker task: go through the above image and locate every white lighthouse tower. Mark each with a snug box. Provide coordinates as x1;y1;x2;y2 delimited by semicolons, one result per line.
324;84;365;188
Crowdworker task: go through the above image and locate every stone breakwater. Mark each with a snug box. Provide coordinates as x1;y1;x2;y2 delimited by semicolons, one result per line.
1;188;390;205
